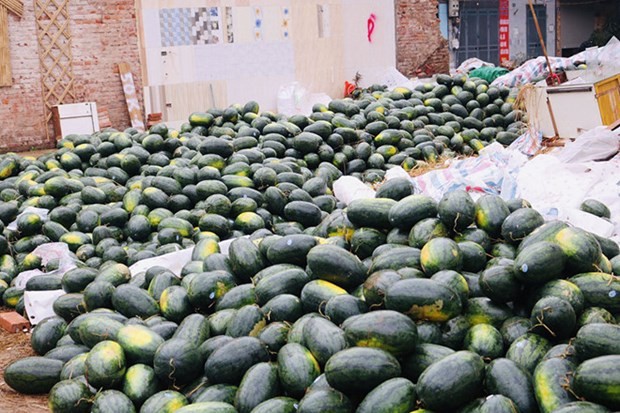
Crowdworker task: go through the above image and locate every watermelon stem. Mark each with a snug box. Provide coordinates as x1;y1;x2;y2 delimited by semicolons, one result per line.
562;337;577;360
452;213;462;234
533;310;556;337
168;358;180;390
560;372;584;401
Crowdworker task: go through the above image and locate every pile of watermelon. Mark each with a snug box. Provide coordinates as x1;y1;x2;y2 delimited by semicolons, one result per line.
0;74;619;413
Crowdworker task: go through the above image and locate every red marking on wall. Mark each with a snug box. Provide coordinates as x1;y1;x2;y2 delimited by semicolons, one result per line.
367;13;376;42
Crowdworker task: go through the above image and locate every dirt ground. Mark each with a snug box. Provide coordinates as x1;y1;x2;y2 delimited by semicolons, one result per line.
14;149;54;159
0;313;49;412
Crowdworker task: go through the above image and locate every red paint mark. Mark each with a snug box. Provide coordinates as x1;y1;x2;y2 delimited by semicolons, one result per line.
367;13;376;42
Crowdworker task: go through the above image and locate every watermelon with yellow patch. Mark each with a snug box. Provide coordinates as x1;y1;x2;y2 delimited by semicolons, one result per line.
385;278;462;322
343;310;418;357
420;237;463;276
554;227;602;274
116;324;164;365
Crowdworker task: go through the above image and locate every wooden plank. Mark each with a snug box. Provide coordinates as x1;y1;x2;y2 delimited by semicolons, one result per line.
292;1;345;99
118;62;145;131
134;0;149;86
0;6;11;86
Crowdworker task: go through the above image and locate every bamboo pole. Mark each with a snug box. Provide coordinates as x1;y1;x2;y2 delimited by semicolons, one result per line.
528;0;556;83
528;0;560;139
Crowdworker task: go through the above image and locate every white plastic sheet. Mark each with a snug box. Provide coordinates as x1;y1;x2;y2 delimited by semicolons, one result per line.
19;243;79;325
553;126;620;163
127;236;246;278
516;154;620;236
7;207;49;231
129;245;194;278
14;243;77;289
24;290;65;325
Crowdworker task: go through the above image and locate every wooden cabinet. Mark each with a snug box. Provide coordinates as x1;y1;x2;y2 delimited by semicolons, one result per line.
51;102;100;140
595;74;620;126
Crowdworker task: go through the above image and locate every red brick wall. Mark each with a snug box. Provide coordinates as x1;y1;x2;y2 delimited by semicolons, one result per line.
395;0;450;78
0;0;143;153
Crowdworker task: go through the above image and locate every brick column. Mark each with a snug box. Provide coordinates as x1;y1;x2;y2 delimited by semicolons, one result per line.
395;0;450;78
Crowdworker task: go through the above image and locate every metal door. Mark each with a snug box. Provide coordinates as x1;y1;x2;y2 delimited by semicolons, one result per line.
526;4;547;59
456;1;499;65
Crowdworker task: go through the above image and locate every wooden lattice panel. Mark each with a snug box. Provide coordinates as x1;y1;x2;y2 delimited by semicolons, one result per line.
0;6;11;86
0;0;24;86
34;0;75;138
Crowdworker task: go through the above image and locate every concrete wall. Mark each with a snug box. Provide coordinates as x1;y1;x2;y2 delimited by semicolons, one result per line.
0;0;143;152
509;0;556;62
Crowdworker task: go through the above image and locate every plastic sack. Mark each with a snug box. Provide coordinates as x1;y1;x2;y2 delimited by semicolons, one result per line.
468;66;509;83
588;36;620;82
508;130;543;156
455;58;495;74
491;56;580;88
32;242;76;273
553;126;620;163
333;176;376;205
18;243;78;325
408;143;527;201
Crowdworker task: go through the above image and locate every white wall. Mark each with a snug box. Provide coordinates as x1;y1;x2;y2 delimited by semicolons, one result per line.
137;0;397;123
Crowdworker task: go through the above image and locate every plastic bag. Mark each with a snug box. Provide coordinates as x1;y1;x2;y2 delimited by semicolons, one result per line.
468;66;509;83
277;82;308;117
589;36;620;81
409;143;526;201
